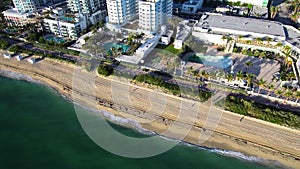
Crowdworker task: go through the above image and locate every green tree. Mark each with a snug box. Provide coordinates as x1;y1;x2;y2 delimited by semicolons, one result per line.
0;39;9;49
270;6;279;19
236;71;244;81
38;36;45;43
267;84;274;96
226;73;234;82
199;70;209;81
275;89;283;98
284;90;293;101
246;73;255;88
295;91;300;103
283;45;292;54
98;21;104;28
245;60;253;72
286;72;295;81
276;42;283;48
289;0;300;15
256;78;266;94
97;64;113;76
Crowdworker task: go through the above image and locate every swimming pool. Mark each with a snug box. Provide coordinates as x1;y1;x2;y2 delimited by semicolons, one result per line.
103;42;131;53
4;28;17;34
44;35;66;43
60;16;75;22
188;54;232;69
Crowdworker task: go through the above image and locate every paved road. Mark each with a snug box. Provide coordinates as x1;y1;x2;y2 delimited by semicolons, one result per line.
1;36;78;62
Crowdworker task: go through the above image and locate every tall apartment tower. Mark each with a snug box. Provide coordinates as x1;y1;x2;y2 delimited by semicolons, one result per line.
67;0;107;24
106;0;138;26
13;0;52;12
138;0;172;33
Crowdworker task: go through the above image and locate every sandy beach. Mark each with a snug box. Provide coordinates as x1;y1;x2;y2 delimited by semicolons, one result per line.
0;54;300;168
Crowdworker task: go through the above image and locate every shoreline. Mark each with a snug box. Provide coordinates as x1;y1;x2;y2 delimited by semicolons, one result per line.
0;56;300;168
0;73;278;167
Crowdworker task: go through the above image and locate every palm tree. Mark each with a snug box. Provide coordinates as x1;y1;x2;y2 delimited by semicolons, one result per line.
226;73;234;82
283;45;292;54
284;90;293;101
221;35;227;40
256;78;266;94
285;57;293;68
267;84;274;96
199;70;208;81
291;12;300;22
289;0;300;14
276;42;283;48
236;71;244;81
295;91;300;103
286;72;295;81
255;37;263;45
270;6;279;19
246;73;255;88
265;37;273;43
275;89;283;98
245;60;253;73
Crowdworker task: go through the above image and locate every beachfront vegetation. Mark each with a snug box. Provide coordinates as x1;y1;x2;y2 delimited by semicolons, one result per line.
216;95;300;129
134;74;180;94
8;45;76;64
97;64;113;76
34;43;80;56
134;74;212;101
0;39;9;49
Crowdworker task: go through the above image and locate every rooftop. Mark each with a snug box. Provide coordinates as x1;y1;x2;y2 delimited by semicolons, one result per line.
176;21;192;41
162;30;174;37
2;8;30;17
183;1;198;5
45;13;82;23
197;14;286;38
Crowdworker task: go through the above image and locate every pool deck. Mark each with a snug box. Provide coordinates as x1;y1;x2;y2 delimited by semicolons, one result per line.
186;45;281;86
44;35;66;43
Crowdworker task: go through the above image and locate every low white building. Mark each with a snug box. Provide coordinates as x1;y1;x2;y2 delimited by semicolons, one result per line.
136;35;160;59
160;30;173;45
182;0;203;13
194;13;286;41
117;35;160;64
2;8;35;27
43;8;87;39
174;21;192;49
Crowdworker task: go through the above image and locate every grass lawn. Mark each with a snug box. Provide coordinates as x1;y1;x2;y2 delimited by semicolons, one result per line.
156;43;183;56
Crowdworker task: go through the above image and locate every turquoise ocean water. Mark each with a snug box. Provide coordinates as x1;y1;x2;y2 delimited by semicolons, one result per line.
0;76;277;169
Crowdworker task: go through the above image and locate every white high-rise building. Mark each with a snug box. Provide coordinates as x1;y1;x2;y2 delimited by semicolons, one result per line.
67;0;107;24
138;0;172;33
106;0;138;26
12;0;61;13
